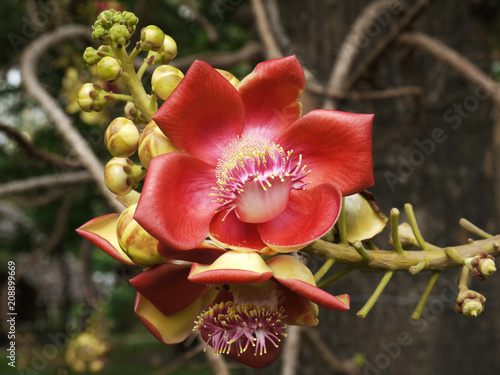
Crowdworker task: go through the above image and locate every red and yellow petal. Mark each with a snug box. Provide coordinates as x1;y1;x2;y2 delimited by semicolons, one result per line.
239;56;305;140
258;183;342;252
152;60;245;166
188;251;273;285
157;242;226;264
278;109;374;195
76;214;134;265
130;262;211;316
134;153;217;250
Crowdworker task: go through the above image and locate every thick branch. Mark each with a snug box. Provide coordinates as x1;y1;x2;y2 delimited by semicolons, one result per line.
251;0;283;59
20;24;122;212
305;236;500;272
308;84;422;101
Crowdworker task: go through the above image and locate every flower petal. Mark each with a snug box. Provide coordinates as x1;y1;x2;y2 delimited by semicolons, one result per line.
209;210;271;253
268;256;350;312
134;290;217;344
275;283;319;326
134;153;217;250
344;192;388;242
189;251;273;284
258;184;342;252
152;60;245;166
157;242;226;264
278;109;374;195
130;262;210;316
76;214;134;265
238;56;305;140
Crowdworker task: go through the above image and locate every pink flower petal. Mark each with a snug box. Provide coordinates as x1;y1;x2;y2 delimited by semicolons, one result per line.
238;56;305;140
278;109;374;195
130;262;210;316
157;242;226;264
258;184;342;252
275;283;319;326
188;251;273;284
134;153;217;250
152;60;245;166
76;214;134;265
209;210;270;252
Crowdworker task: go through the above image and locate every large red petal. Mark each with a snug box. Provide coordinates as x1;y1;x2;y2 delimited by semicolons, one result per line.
275;283;319;326
76;214;134;265
209;210;269;252
130;262;210;316
152;60;245;166
258;184;342;252
134;153;217;250
238;56;305;140
157;242;226;264
278;109;374;195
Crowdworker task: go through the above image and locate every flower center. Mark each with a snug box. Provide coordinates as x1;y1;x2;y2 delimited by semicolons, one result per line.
193;301;287;356
212;135;310;223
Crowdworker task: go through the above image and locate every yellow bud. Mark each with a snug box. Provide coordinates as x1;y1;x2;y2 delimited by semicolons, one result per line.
140;25;165;51
461;298;484;318
151;65;184;100
479;258;496;277
77;83;97;112
104;117;140;157
104;157;146;195
96;56;122;82
138;121;178;168
116;203;163;267
216;69;239;87
159;34;177;63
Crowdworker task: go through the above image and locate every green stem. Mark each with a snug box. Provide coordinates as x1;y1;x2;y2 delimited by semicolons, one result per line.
390;208;404;254
459;218;493;239
409;258;428;274
357;271;394;318
337;197;348;246
445;247;465;265
458;265;470;290
404;203;428;249
353;241;374;263
411;271;440;319
317;267;354;289
127;42;142;64
105;93;134;102
314;258;336;283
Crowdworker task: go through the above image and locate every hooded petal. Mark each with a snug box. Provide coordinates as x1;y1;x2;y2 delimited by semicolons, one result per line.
134;289;217;344
189;251;273;284
275;282;319;326
267;255;350;312
76;214;134;265
135;152;217;250
258;183;342;252
278;109;374;195
152;60;245;166
157;241;226;264
130;262;211;316
238;56;305;140
209;210;271;253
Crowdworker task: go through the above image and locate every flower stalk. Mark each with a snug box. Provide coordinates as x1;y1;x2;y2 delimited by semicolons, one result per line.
411;271;440;320
356;271;394;318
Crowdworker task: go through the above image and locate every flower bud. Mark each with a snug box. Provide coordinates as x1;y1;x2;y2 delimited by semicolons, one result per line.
465;252;496;281
151;65;184;100
83;47;101;66
151;34;178;64
140;25;165;51
138;121;178;168
216;69;239;87
456;287;486;318
116;203;163;267
104;117;140;157
104;158;146;195
110;24;130;46
77;83;109;112
96;56;122;82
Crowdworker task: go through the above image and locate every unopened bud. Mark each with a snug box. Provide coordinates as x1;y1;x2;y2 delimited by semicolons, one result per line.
96;56;122;82
104;158;146;195
116;203;163;267
456;287;486;318
104;117;140;158
138;121;178;168
151;34;177;64
216;69;239;87
151;65;184;100
83;47;101;66
77;83;109;112
110;24;130;46
140;25;165;51
465;252;496;281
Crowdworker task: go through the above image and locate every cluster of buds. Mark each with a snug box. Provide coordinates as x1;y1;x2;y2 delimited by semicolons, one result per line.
455;287;486;318
465;252;496;281
91;9;139;45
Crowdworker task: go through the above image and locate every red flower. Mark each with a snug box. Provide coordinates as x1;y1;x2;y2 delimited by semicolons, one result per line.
134;56;373;253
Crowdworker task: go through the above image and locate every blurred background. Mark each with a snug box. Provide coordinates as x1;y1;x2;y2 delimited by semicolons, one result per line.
1;0;500;374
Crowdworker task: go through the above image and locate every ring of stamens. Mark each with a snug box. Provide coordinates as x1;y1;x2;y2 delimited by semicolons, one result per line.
194;301;287;356
211;135;311;223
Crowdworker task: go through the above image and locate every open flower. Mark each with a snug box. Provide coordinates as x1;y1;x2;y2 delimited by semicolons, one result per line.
132;251;349;368
134;56;373;253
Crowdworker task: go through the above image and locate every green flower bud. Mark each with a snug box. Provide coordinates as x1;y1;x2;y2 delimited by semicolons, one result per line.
138;121;178;168
97;44;113;57
116;203;163;268
151;65;184;100
96;56;122;82
104;117;140;158
110;24;130;46
456;287;486;318
153;34;178;64
104;157;146;195
216;69;239;87
77;83;109;112
83;47;101;66
140;25;165;51
122;11;139;28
